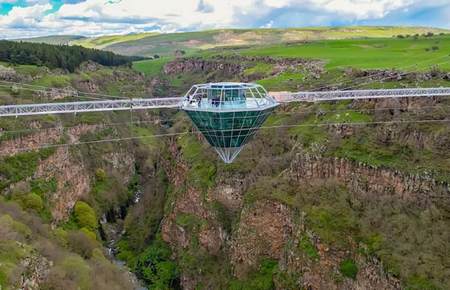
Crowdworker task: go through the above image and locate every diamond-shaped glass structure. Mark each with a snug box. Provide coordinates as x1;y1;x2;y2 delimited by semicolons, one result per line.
181;82;279;163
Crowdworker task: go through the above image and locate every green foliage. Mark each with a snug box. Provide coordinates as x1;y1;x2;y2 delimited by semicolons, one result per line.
239;34;450;71
74;201;97;230
134;238;179;289
229;259;278;290
178;134;217;191
53;227;69;247
176;213;205;232
306;206;359;248
0;148;54;189
298;236;319;261
58;255;91;289
406;275;440;290
21;193;44;211
243;63;274;77
0;40;143;72
0;214;32;240
30;178;57;195
132;57;172;76
0;240;31;288
339;259;358;279
362;233;384;255
67;230;99;259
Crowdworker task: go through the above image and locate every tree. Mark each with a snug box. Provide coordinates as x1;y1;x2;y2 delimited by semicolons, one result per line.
74;201;97;230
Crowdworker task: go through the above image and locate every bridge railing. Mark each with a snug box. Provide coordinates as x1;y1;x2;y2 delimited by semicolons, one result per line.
0;97;183;117
274;88;450;102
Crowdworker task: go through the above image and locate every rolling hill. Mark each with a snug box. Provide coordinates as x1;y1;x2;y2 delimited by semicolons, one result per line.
15;35;86;45
16;26;449;57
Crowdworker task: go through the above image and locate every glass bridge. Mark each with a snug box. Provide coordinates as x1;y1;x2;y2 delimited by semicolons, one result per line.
181;82;279;163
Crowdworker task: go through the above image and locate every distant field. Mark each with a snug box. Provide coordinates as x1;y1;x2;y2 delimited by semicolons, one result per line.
133;34;450;78
105;27;449;57
132;57;173;76
19;26;447;57
238;35;450;71
72;32;157;49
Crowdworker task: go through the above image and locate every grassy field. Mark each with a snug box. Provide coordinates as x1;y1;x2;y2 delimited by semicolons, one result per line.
105;26;448;57
132;34;450;90
238;35;450;71
18;26;446;57
72;32;157;49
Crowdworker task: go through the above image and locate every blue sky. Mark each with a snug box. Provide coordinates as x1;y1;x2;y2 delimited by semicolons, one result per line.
0;0;449;39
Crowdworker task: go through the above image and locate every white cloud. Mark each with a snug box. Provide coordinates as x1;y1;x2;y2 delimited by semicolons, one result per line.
0;0;448;39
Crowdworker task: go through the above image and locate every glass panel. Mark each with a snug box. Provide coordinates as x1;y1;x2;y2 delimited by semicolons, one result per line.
186;106;275;148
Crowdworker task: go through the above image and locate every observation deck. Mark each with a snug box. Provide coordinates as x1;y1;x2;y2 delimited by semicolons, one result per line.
181;83;279;163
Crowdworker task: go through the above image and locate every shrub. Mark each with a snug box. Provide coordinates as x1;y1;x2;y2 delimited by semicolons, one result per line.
21;193;43;211
74;201;97;230
299;236;319;261
406;275;439;290
95;168;107;181
53;228;69;247
134;238;179;288
0;149;54;189
339;259;358;279
229;259;278;290
44;255;91;290
67;230;98;259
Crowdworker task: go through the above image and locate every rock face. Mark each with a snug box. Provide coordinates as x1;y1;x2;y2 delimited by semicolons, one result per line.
345;67;450;82
35;147;91;223
18;250;52;290
231;200;293;277
163;55;324;81
0;124;100;157
289;153;449;207
158;129;448;289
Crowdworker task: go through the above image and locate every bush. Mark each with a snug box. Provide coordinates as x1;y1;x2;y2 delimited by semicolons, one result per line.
44;255;91;290
299;236;319;261
134;238;179;288
67;230;98;259
0;149;54;189
229;259;277;290
406;275;439;290
339;259;358;279
21;193;43;211
74;201;97;230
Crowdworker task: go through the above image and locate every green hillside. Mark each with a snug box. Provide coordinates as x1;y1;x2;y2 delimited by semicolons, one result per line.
133;33;450;92
73;26;448;57
71;32;157;49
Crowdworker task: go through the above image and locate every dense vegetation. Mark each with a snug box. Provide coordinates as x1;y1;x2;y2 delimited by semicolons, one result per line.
0;40;143;72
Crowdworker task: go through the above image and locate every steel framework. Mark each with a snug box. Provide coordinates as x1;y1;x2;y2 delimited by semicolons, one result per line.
275;87;450;102
0;87;450;117
0;97;183;117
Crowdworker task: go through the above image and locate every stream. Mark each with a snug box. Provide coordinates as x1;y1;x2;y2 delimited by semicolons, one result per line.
100;187;148;290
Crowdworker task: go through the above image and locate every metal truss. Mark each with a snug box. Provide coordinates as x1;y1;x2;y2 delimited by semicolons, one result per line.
0;97;183;117
276;87;450;102
1;87;450;117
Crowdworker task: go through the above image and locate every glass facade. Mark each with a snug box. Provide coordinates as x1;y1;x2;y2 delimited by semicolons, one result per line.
181;82;279;163
185;107;276;148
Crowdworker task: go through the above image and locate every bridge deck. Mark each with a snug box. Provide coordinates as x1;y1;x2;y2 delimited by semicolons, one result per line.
1;88;449;117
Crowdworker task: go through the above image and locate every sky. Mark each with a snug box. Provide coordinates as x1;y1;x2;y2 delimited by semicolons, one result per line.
0;0;449;39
